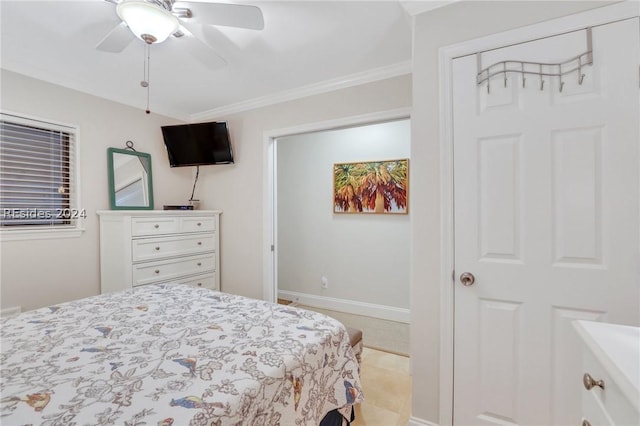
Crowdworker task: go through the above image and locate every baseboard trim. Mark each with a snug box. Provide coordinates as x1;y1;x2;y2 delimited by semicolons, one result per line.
408;416;439;426
278;290;410;324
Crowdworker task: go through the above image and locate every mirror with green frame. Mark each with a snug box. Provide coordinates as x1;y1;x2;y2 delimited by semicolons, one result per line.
107;147;154;210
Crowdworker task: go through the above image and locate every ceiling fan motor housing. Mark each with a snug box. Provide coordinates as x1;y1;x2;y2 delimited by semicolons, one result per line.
116;0;179;44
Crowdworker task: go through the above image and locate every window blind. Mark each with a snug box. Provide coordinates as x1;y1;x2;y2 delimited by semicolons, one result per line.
0;113;77;228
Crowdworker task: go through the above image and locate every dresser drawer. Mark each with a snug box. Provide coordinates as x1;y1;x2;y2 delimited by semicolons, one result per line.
132;217;179;236
582;349;639;426
131;216;216;236
583;386;615;426
181;216;216;233
132;254;215;287
176;273;217;290
132;234;216;262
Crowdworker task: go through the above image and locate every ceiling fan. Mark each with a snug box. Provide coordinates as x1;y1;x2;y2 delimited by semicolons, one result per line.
96;0;264;68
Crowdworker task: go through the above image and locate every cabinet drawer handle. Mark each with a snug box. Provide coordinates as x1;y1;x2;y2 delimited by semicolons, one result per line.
197;262;202;266
155;247;160;251
197;222;202;226
197;242;202;246
197;283;202;287
154;224;159;229
154;269;160;274
582;420;592;426
583;373;605;390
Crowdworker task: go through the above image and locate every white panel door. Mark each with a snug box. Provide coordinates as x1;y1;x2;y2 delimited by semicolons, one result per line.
453;18;639;426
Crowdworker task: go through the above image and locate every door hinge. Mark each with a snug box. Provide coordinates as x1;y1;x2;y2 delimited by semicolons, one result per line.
270;244;275;252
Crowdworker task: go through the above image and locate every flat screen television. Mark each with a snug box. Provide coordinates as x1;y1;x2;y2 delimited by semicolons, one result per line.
161;121;234;167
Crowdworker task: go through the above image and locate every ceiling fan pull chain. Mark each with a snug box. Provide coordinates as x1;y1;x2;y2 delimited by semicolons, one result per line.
140;43;151;114
142;43;147;87
146;44;151;114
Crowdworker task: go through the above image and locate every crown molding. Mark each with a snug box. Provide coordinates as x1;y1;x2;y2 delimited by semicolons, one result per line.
190;60;412;121
399;0;459;16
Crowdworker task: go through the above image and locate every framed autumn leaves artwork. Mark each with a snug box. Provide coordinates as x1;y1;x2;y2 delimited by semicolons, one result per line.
333;159;409;214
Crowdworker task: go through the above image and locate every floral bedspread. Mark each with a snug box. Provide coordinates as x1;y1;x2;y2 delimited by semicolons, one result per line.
0;284;363;425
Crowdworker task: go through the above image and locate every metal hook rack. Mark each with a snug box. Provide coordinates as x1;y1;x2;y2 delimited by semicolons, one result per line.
477;27;593;94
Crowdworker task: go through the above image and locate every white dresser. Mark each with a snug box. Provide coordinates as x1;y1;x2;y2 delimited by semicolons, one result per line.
97;210;221;293
574;320;640;426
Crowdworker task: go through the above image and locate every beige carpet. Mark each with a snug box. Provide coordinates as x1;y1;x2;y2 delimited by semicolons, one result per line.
295;305;410;356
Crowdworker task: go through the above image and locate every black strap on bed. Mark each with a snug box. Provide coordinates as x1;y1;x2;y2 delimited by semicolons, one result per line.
319;407;355;426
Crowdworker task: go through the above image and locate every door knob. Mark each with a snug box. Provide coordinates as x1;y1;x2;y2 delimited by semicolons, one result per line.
460;272;475;286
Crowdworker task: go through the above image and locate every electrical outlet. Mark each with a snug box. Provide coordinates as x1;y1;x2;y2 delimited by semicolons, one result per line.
321;276;329;289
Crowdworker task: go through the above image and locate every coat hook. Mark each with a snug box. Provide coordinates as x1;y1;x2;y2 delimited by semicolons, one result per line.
539;64;544;91
558;64;564;93
503;63;508;88
577;55;584;85
578;74;586;85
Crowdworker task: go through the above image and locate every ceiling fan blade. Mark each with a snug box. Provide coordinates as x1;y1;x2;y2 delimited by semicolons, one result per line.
96;22;135;52
179;23;228;70
174;2;264;30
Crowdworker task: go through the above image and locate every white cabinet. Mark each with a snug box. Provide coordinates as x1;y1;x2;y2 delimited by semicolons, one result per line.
97;210;221;293
574;321;640;426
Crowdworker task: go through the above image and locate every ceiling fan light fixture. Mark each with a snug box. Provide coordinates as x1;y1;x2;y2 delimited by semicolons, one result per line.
116;0;179;44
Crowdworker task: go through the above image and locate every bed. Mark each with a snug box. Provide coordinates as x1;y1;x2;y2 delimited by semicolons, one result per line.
0;284;363;425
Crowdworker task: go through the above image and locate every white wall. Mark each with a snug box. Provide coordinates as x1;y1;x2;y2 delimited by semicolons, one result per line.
192;75;412;299
0;70;191;312
0;71;411;311
276;119;410;312
410;1;615;424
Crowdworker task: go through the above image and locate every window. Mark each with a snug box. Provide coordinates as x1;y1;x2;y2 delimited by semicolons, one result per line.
0;112;82;238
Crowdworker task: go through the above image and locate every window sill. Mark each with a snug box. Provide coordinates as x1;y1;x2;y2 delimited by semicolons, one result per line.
0;227;85;242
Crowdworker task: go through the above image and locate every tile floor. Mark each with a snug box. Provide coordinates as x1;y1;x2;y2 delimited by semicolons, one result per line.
353;347;412;426
276;299;412;424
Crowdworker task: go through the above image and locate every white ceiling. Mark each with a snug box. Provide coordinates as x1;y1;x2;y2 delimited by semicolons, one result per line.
0;0;424;121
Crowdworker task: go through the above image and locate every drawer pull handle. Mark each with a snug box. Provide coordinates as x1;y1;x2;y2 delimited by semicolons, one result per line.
154;224;159;229
197;262;202;266
155;247;160;251
155;269;160;274
582;420;592;426
197;242;202;246
197;222;202;226
197;283;202;287
583;373;605;390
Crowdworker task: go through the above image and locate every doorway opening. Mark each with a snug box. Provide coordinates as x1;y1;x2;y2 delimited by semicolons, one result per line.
263;109;411;355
